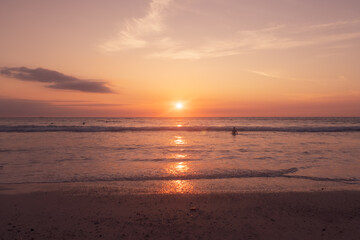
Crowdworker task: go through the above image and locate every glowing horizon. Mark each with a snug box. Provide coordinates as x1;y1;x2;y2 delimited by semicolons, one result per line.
1;0;360;117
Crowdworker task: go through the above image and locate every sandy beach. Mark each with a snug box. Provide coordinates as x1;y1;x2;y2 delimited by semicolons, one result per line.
1;184;360;240
2;0;360;237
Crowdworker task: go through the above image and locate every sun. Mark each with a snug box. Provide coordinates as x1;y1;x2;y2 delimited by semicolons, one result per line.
175;102;183;109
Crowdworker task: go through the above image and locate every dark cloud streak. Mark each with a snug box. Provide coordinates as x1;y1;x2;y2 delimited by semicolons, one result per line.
0;67;113;93
0;98;128;117
0;98;70;117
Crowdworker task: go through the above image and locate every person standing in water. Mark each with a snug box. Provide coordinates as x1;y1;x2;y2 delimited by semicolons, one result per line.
232;127;238;135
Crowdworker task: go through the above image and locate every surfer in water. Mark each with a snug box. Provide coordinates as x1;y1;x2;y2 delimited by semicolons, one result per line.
232;127;238;135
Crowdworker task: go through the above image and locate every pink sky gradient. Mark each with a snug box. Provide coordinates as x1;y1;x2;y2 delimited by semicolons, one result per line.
1;0;360;117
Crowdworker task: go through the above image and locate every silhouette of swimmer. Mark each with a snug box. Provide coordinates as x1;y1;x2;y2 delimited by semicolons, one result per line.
232;127;238;135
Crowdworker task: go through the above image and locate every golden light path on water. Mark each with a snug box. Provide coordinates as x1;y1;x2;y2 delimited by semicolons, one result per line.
160;134;194;194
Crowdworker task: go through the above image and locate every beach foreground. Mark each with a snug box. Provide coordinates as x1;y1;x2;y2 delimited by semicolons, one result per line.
1;185;360;240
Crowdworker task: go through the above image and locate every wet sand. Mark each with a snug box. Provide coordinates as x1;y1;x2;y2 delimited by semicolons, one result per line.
1;185;360;240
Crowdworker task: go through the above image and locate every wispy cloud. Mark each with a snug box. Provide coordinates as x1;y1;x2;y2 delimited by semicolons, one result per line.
246;70;310;83
0;67;113;93
100;0;172;52
150;21;360;59
247;70;293;80
100;1;360;60
305;19;360;30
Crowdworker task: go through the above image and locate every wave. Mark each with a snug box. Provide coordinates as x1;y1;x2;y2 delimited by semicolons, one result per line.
1;125;360;133
2;167;359;184
69;167;301;182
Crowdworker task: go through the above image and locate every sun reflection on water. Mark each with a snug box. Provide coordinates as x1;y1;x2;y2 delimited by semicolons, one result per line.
160;180;194;194
174;154;187;159
161;135;194;193
173;136;186;145
175;119;184;128
167;161;190;175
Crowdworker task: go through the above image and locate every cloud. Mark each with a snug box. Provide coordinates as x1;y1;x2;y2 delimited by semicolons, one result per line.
247;70;299;82
100;0;360;60
0;67;113;93
305;19;360;30
0;98;130;117
0;98;70;117
150;22;360;59
100;0;172;52
55;103;126;107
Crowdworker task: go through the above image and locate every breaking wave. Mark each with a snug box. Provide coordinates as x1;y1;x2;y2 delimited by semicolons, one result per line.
2;167;359;184
1;125;360;133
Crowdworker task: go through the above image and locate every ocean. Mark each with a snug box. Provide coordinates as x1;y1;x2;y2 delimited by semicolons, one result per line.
0;117;360;193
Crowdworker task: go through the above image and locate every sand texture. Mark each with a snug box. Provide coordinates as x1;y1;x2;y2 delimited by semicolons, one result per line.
1;188;360;240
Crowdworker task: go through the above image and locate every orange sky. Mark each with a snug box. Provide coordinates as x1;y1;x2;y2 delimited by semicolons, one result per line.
1;0;360;117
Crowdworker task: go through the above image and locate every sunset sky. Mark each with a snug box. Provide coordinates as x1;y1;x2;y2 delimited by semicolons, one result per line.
1;0;360;117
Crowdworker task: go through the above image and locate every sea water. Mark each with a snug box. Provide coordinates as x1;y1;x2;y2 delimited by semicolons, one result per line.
0;117;360;193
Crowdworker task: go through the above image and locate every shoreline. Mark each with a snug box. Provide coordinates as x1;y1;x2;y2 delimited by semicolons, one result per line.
1;176;360;195
1;183;360;239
